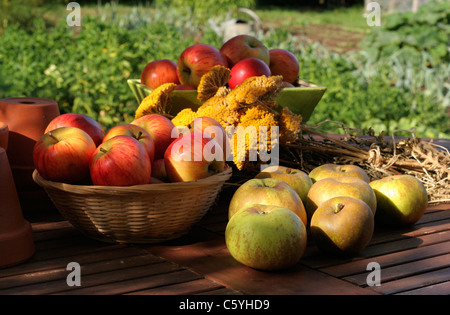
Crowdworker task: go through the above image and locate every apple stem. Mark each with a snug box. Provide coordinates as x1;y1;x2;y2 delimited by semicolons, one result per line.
100;147;108;154
137;131;143;139
48;132;59;142
335;203;345;214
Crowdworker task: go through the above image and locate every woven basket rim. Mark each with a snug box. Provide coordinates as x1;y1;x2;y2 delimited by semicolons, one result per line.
32;165;232;195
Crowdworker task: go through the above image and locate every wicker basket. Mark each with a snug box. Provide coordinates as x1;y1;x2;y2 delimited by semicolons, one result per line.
33;166;232;244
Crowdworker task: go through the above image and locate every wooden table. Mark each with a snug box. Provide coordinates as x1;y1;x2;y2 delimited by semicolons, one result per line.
1;138;449;297
1;188;449;297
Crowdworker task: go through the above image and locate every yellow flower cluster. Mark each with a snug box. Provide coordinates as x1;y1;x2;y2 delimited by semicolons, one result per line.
134;68;303;171
135;83;177;119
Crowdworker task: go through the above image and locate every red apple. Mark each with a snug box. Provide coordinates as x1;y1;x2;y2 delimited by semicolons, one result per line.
33;126;96;183
89;135;151;186
131;114;176;160
188;116;228;161
176;43;228;89
310;196;374;255
269;48;300;84
140;59;180;90
164;132;225;182
45;113;104;146
220;34;270;67
228;58;271;89
103;124;155;162
228;178;307;227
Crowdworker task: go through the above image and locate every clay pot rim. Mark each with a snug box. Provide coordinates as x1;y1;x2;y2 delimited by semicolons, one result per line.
0;97;58;107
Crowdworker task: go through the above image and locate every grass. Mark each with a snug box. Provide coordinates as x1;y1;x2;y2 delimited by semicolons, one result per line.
255;5;371;33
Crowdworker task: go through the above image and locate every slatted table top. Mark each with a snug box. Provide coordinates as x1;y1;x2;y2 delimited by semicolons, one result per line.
1;137;449;296
1;189;449;296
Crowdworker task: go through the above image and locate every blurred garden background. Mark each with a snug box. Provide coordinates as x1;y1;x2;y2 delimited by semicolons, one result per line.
0;0;448;138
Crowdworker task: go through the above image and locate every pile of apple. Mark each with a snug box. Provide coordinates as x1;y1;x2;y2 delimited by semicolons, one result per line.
225;164;428;271
33;112;228;186
140;34;300;91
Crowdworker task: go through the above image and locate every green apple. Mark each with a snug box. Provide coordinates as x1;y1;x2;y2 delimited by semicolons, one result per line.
228;178;307;227
306;176;377;222
225;204;307;270
369;175;428;227
254;165;312;206
310;196;374;255
309;163;370;183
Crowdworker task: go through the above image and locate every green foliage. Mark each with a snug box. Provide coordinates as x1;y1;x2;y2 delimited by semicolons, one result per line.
362;0;450;67
0;0;43;29
0;13;220;128
153;0;256;24
0;3;448;139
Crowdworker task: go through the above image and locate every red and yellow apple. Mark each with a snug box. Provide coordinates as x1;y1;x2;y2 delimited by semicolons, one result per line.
33;126;96;183
177;43;228;89
89;135;151;186
131;114;176;160
140;59;180;90
306;176;377;221
220;34;270;67
228;178;307;227
228;58;271;89
309;163;370;183
268;48;300;84
44;113;104;146
254;165;312;206
164;132;225;182
188;116;228;161
310;196;374;255
370;175;428;227
103;123;155;163
225;204;307;271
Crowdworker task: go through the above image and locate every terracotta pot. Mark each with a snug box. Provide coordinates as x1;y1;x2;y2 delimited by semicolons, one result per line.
0;97;60;188
0;147;35;268
0;122;8;150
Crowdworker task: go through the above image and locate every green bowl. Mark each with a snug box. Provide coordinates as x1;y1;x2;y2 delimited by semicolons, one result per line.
127;78;326;122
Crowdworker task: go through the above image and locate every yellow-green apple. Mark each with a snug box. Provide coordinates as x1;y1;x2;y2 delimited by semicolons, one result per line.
310;196;374;255
306;176;377;221
140;59;180;90
309;163;370;183
228;58;271;89
131;114;176;160
228;178;307;227
220;34;270;67
188;116;228;161
369;175;428;227
45;113;104;146
176;43;228;89
33;126;96;183
225;204;307;271
89;135;151;186
269;48;299;84
103;124;155;163
151;158;167;181
164;132;225;182
254;165;312;206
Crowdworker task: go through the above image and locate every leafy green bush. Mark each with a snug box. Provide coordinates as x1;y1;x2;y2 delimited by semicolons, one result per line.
0;3;448;139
